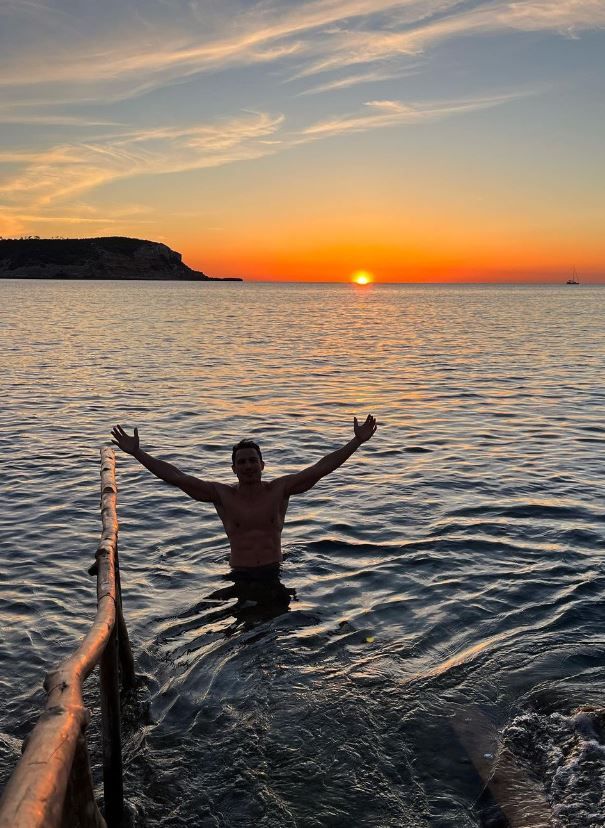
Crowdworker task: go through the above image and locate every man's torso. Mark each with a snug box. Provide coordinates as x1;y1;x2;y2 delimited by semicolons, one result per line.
213;480;289;569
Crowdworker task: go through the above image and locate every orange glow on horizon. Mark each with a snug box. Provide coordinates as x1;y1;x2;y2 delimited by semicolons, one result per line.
179;235;605;283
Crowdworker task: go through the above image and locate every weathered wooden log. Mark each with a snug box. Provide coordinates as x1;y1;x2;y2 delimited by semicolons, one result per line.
117;604;136;693
100;620;123;826
98;452;135;693
0;705;87;828
61;731;106;828
0;447;131;828
115;543;136;693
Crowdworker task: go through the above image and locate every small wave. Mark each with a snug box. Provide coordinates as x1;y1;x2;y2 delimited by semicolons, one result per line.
305;539;398;555
0;732;22;789
448;502;600;522
398;535;536;558
576;437;605;445
429;520;604;550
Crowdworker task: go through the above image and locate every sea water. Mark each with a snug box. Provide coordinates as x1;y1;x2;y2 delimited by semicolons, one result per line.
1;280;604;827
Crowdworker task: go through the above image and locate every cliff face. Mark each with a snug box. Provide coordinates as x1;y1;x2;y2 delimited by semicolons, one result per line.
0;237;241;281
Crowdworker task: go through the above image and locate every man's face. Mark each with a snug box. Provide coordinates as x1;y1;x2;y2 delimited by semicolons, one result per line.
232;447;264;483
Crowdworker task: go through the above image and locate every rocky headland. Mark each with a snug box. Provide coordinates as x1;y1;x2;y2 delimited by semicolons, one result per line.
0;237;242;281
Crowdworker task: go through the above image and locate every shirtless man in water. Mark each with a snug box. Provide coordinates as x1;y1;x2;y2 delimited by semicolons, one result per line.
110;416;377;572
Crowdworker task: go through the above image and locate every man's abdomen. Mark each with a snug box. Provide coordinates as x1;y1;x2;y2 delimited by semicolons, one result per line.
228;528;282;570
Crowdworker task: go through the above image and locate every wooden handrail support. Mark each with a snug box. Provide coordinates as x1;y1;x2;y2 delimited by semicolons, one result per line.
0;447;135;828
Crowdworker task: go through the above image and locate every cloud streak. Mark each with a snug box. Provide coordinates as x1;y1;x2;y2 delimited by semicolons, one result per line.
297;65;423;95
0;0;603;103
0;112;285;207
0;89;526;216
297;91;526;138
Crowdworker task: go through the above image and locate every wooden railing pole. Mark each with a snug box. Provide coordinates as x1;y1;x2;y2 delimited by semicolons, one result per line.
115;545;136;693
0;447;135;828
60;730;106;828
99;619;123;826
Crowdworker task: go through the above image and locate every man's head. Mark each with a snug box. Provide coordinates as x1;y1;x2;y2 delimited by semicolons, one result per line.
231;439;264;483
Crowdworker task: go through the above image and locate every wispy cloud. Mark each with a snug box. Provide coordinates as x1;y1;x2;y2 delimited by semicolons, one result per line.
0;1;603;103
288;0;604;81
297;91;526;138
297;65;422;95
503;0;605;35
0;112;285;206
0;113;121;126
0;202;156;238
0;89;527;213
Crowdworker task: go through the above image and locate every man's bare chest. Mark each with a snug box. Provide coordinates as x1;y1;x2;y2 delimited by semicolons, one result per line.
216;486;287;529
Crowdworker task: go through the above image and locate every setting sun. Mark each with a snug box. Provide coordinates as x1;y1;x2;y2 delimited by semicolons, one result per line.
352;270;373;285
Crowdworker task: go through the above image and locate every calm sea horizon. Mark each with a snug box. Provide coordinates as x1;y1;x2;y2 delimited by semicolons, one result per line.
1;279;604;827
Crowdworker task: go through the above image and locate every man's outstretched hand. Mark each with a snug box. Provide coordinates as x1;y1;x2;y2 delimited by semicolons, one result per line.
354;415;377;444
111;424;140;456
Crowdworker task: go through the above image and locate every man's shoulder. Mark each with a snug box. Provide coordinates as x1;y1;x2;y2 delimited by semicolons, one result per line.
214;481;236;494
264;476;289;491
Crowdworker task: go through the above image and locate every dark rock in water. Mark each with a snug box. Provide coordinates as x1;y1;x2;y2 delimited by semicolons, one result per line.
0;237;242;281
499;706;605;828
479;804;508;828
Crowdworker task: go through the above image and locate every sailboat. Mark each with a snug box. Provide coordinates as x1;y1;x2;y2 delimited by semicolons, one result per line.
566;266;579;285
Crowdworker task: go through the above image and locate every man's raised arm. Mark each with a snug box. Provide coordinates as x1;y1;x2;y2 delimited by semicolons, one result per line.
281;415;377;496
110;425;217;503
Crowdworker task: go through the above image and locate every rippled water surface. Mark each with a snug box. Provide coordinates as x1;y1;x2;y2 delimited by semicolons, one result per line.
1;280;605;827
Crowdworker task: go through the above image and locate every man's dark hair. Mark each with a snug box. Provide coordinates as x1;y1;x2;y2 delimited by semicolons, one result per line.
232;439;263;464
